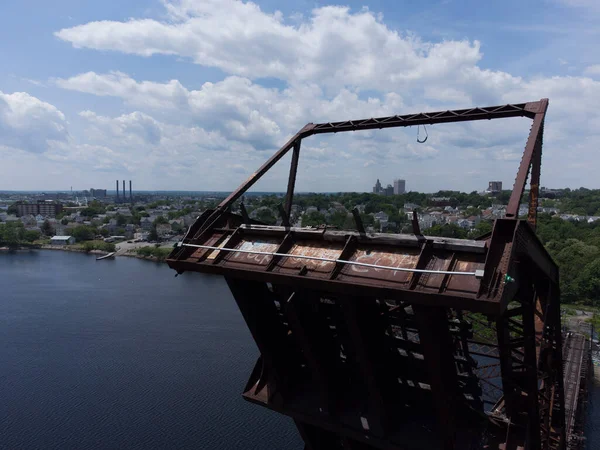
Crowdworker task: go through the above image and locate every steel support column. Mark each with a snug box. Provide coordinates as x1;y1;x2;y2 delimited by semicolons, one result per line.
284;291;338;414
413;305;460;450
225;278;291;406
521;280;542;450
339;298;398;437
285;140;301;220
527;136;543;230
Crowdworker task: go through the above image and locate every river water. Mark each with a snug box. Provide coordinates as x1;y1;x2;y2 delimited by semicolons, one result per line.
2;250;599;449
0;251;302;449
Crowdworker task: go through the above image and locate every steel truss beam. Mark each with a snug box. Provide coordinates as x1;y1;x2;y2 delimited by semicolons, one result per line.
190;100;548;244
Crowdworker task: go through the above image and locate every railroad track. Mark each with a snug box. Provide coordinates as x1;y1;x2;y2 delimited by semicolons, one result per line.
563;333;585;439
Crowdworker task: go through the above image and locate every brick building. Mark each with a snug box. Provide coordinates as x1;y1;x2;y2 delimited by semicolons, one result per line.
15;202;63;218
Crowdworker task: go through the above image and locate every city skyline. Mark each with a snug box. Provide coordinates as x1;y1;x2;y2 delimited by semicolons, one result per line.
1;1;600;192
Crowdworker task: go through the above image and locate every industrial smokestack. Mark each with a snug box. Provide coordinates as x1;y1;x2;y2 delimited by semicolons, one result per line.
122;180;126;201
129;180;132;202
116;180;119;201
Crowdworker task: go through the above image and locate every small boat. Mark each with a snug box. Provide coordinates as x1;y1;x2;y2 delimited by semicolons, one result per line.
96;252;116;261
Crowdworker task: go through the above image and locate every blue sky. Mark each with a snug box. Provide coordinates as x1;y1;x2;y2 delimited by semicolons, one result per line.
1;0;599;192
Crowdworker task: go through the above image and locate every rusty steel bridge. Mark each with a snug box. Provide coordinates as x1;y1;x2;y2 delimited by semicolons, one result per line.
167;98;586;449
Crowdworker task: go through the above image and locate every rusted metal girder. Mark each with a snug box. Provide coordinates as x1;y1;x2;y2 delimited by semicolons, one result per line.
168;99;564;450
192;100;548;242
506;98;548;229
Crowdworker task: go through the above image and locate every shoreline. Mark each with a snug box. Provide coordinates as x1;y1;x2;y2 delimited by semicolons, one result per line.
36;245;167;263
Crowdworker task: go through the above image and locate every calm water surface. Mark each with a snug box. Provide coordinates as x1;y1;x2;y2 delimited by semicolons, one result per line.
0;250;302;449
3;250;599;449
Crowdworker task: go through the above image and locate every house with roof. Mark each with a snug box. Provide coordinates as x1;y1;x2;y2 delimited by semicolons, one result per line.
50;236;76;245
140;217;153;231
156;223;172;237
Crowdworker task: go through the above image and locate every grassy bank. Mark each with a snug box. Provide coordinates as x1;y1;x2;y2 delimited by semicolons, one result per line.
135;246;172;262
77;240;116;253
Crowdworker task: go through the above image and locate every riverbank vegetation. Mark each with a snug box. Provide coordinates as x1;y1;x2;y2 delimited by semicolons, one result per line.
78;240;116;253
536;214;600;306
135;246;171;261
0;222;41;248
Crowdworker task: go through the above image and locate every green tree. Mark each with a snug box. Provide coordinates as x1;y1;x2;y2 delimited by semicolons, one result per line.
149;226;159;241
423;223;467;239
468;221;493;239
577;259;600;306
301;211;327;227
80;200;106;217
41;219;55;237
7;203;18;215
71;225;96;242
115;214;127;226
23;230;41;242
255;208;277;225
0;222;24;246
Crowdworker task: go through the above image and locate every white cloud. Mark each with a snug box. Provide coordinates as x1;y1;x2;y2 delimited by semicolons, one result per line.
55;1;493;93
5;0;594;191
52;1;528;113
52;66;600;190
45;142;123;172
0;91;68;153
55;71;190;110
75;110;259;180
79;110;163;145
556;0;600;9
584;64;600;76
56;71;408;149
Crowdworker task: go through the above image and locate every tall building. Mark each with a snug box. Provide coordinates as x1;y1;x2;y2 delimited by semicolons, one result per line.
488;181;502;193
372;179;382;194
393;179;406;195
384;184;394;196
15;201;63;217
90;188;107;198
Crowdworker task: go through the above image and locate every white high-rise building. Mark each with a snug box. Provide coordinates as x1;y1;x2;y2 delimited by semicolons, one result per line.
393;179;406;195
